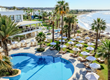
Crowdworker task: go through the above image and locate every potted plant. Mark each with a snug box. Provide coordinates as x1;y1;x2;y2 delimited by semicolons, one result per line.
35;32;46;52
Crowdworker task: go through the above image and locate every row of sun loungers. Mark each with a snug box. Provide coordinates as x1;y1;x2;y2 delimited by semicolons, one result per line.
7;42;37;50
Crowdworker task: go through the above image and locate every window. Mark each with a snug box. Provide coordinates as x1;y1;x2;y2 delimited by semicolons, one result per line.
16;15;21;21
11;15;14;20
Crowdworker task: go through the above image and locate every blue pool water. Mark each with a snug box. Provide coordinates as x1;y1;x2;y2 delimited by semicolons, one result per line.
54;29;60;32
5;53;74;80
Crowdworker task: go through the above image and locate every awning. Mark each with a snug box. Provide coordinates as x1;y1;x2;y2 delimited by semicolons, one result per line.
17;21;42;26
10;28;42;38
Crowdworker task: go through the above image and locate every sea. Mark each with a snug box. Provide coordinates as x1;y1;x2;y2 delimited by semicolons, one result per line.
78;11;110;33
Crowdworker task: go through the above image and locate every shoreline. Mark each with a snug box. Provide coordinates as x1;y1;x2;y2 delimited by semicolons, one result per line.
75;11;110;39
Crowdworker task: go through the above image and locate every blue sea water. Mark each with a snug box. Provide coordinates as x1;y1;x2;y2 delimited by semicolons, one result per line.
78;11;110;32
4;53;74;80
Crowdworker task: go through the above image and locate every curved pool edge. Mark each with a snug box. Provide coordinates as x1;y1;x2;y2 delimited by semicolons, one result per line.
9;52;75;80
61;56;75;80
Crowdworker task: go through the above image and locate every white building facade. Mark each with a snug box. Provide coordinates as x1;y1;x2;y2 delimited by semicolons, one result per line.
0;10;23;22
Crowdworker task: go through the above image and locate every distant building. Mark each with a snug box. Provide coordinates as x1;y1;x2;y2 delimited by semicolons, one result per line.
0;7;7;11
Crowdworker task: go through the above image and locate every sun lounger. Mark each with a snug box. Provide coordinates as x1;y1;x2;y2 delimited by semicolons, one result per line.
12;44;19;49
21;43;26;48
33;42;37;47
49;47;55;50
83;63;90;68
80;58;87;62
62;49;67;54
97;58;105;63
99;60;104;63
30;42;33;47
70;54;78;58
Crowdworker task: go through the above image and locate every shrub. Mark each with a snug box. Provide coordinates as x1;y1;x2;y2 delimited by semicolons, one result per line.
37;48;45;52
84;44;88;47
77;30;81;33
47;33;51;35
0;69;19;77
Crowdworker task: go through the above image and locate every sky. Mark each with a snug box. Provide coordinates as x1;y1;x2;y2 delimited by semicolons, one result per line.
0;0;110;9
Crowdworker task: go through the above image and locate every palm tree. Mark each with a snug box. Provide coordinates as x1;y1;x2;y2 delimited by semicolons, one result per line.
91;18;106;53
13;6;16;10
64;16;74;39
38;10;41;20
42;12;47;21
98;39;110;80
30;9;33;16
55;0;69;44
0;15;21;56
63;24;68;37
35;32;46;48
71;15;78;37
0;53;12;70
56;14;60;28
51;21;55;42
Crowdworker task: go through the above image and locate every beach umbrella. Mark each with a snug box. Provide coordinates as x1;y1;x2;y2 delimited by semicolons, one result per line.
68;41;74;44
70;38;76;41
86;56;96;61
85;37;90;39
72;48;80;51
76;36;81;39
50;42;56;45
59;40;65;42
81;51;90;56
85;72;99;80
76;44;83;47
63;36;67;39
79;40;84;43
21;40;26;43
98;39;101;42
88;42;94;46
89;63;100;69
60;45;66;48
11;41;18;44
86;47;94;50
31;39;36;42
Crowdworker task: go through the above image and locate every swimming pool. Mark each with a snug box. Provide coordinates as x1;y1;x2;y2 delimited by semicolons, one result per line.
5;53;74;80
54;29;61;32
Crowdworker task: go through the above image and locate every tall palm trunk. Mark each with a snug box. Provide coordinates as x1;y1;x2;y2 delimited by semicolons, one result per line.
94;30;98;54
52;23;54;42
72;24;73;30
73;24;76;37
99;30;101;39
59;19;60;29
61;15;63;45
56;20;58;28
68;22;71;39
40;42;42;48
66;31;67;37
2;40;8;56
